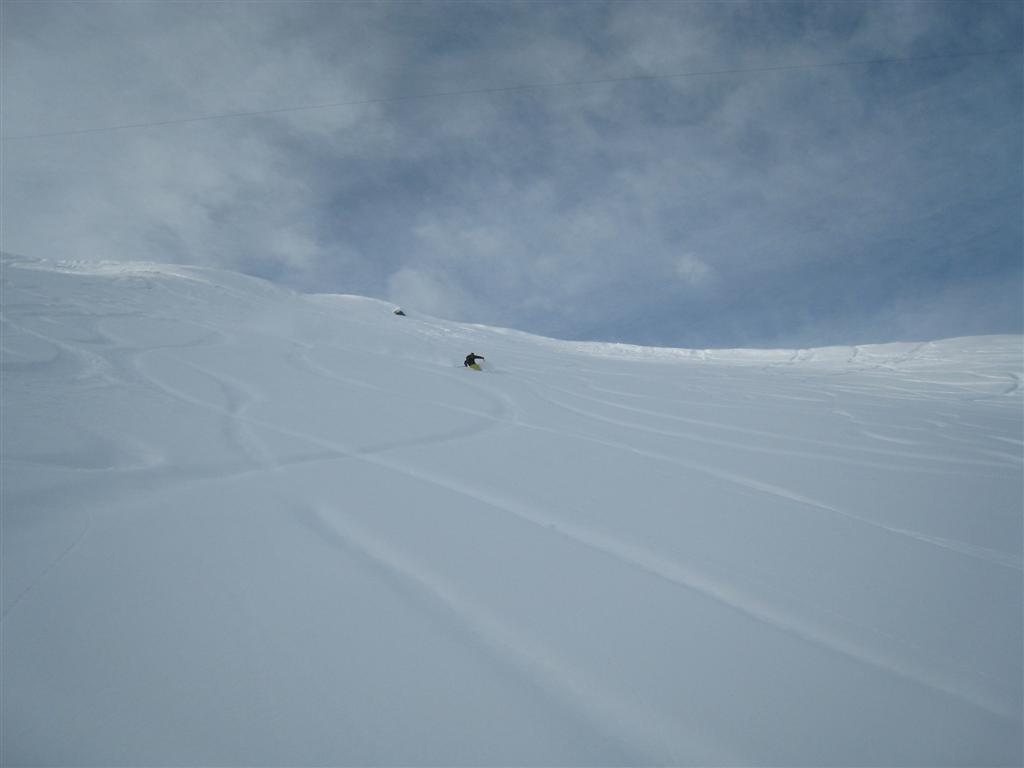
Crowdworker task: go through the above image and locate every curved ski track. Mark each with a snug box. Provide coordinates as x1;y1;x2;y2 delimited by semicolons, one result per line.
127;339;1021;724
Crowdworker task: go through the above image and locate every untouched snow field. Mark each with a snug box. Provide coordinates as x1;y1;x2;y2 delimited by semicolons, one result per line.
2;253;1021;766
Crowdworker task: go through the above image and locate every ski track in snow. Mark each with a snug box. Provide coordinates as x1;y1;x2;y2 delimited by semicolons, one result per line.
1;511;93;621
1;315;125;387
154;355;279;471
513;375;1022;573
4;259;1022;764
113;312;1022;720
306;504;732;766
292;344;525;436
127;342;513;485
534;375;1016;473
129;338;1020;721
354;448;1020;722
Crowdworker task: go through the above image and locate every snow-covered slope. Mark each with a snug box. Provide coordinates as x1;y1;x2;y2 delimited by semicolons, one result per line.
2;254;1021;766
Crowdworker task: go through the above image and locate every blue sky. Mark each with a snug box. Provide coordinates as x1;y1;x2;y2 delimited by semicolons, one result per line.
3;1;1021;348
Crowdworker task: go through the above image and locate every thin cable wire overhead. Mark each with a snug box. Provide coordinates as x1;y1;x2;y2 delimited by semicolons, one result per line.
3;48;1020;141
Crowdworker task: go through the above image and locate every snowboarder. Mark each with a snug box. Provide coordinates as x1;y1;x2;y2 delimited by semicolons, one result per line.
464;353;485;368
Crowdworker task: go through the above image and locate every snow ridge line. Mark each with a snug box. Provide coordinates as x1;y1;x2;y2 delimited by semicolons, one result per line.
354;453;1019;723
308;505;737;766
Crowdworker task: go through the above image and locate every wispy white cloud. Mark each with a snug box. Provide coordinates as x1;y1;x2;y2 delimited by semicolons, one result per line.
675;253;715;286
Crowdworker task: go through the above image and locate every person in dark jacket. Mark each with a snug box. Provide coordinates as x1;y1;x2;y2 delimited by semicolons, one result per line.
464;353;485;368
